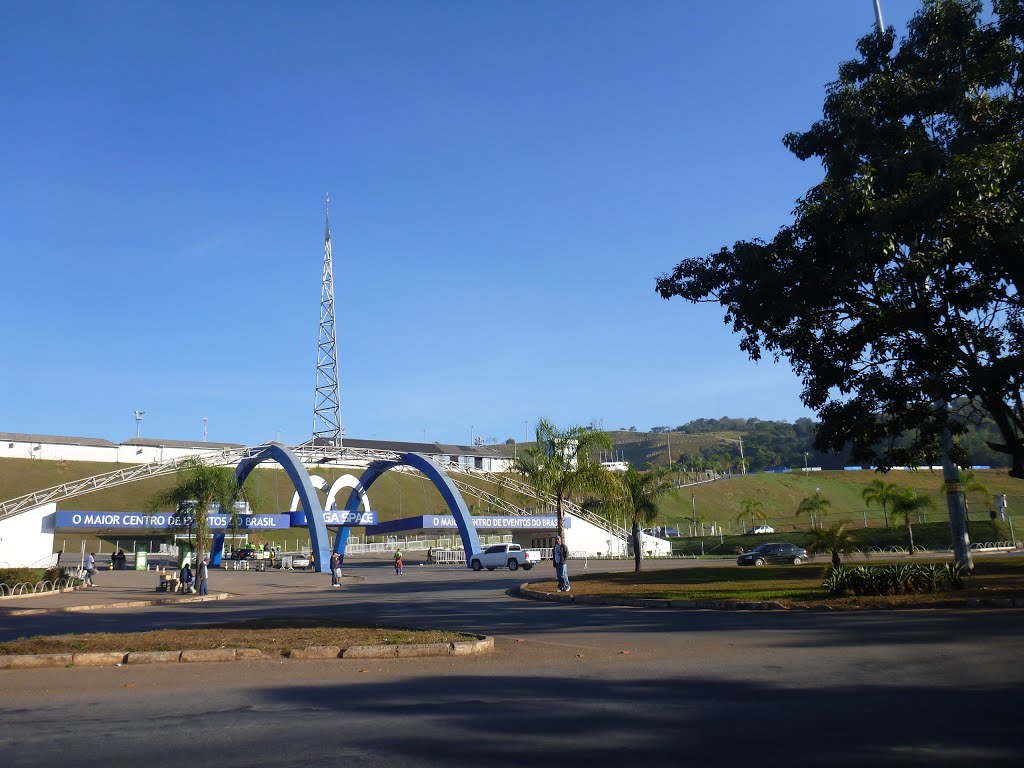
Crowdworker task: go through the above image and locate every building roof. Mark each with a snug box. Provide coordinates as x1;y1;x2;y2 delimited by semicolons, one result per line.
0;432;118;448
304;436;507;457
120;437;244;449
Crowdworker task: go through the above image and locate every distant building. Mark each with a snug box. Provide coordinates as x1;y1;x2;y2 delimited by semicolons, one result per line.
0;431;512;472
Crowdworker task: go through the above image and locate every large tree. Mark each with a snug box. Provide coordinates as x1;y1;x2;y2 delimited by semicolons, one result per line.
656;0;1024;479
511;418;612;543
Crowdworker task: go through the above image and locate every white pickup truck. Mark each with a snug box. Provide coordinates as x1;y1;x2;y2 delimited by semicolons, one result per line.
470;543;542;572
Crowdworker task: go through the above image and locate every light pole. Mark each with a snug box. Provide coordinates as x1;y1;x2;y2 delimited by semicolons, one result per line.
804;452;809;471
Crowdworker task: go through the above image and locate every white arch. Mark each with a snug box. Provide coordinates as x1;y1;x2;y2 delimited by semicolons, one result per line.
325;474;371;512
289;474;328;511
289;473;371;513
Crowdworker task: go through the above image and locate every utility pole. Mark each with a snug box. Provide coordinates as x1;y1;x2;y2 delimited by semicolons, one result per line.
873;0;884;33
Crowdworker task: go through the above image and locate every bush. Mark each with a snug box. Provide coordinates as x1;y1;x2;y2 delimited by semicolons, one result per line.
821;562;969;597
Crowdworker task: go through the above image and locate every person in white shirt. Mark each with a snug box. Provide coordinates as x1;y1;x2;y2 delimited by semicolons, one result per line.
83;553;97;587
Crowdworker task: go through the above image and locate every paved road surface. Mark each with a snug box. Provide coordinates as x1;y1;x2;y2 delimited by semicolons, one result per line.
2;559;1023;767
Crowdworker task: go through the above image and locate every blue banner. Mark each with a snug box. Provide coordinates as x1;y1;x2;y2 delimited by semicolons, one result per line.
55;511;292;530
288;510;377;527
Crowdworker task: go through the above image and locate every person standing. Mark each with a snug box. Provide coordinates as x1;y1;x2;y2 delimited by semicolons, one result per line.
330;551;341;587
553;536;570;592
393;547;403;575
180;562;194;593
83;552;97;587
197;557;209;595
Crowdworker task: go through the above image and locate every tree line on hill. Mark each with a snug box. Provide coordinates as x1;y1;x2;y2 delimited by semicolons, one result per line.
630;412;1012;475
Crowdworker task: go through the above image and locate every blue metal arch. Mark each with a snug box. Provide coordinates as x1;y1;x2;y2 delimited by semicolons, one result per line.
338;452;481;568
235;443;332;574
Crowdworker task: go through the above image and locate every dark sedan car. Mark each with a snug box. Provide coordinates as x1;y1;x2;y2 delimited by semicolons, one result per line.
737;542;808;566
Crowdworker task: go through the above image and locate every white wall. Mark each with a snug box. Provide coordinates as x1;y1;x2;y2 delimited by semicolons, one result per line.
1;439;118;463
0;502;56;568
560;514;671;558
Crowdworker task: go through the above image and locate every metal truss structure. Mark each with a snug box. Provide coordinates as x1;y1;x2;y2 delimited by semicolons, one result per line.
313;197;342;444
0;444;629;546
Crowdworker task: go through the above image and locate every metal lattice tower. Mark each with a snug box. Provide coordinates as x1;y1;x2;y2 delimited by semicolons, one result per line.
313;196;343;445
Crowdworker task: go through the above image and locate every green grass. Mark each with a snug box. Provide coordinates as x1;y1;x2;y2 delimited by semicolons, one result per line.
670;520;1015;557
4;457;1022;557
532;557;1024;607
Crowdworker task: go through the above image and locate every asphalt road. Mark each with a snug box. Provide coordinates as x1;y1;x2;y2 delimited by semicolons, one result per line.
2;559;1023;767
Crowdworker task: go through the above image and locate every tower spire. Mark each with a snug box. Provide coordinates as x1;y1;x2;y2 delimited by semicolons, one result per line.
313;195;342;446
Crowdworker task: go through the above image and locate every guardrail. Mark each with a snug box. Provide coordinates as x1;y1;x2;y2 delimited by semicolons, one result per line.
431;549;466;565
0;575;82;597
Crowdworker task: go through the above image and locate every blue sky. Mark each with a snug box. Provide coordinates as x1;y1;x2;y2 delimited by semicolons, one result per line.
0;0;922;447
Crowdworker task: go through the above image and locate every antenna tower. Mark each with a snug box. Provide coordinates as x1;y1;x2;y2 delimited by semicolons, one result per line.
313;195;343;445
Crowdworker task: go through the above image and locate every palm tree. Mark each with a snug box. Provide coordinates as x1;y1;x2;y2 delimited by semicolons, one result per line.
511;418;612;542
148;457;253;564
736;499;767;532
609;466;675;571
796;490;831;530
890;488;936;554
862;478;900;528
941;471;989;522
807;523;857;567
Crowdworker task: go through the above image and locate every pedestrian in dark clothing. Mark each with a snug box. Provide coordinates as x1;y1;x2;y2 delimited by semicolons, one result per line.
553;536;570;592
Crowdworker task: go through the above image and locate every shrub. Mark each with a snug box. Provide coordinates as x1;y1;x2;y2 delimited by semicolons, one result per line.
822;562;965;597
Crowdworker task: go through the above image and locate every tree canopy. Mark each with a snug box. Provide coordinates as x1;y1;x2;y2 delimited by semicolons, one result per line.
511;418;612;541
656;0;1024;478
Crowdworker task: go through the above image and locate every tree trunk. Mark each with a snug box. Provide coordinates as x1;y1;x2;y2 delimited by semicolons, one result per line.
939;410;974;570
556;495;565;545
632;522;642;572
832;551;841;568
905;517;915;555
882;503;888;528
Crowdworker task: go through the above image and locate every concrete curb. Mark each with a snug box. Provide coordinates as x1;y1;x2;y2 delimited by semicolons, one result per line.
0;592;230;616
0;585;85;602
0;635;494;670
517;583;1024;611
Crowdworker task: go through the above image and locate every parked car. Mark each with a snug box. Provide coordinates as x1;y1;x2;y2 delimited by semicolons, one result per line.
229;548;256;561
290;553;312;570
737;542;808;566
470;543;541;572
749;525;775;535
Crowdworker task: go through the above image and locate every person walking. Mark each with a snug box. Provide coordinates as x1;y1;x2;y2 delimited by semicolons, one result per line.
197;556;209;595
83;552;97;587
393;547;403;575
553;536;570;592
330;551;342;587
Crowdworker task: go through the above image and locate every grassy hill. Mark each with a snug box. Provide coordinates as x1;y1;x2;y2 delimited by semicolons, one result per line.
3;458;1022;555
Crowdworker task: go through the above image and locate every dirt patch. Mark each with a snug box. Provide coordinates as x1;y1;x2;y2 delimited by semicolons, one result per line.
0;617;473;656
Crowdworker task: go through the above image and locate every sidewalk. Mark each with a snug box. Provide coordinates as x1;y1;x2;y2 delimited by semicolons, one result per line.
0;569;233;614
0;566;344;614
